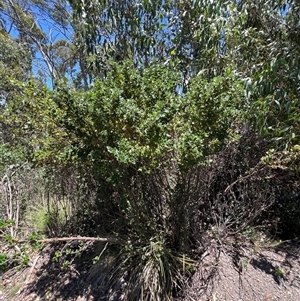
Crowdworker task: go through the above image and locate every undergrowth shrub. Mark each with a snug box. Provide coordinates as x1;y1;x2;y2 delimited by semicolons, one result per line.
261;146;300;238
187;133;279;241
2;59;300;300
83;133;300;300
187;137;300;241
85;165;197;301
46;63;216;299
45;62;268;300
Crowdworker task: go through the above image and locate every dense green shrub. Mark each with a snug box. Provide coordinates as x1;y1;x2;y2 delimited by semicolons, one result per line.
40;61;245;299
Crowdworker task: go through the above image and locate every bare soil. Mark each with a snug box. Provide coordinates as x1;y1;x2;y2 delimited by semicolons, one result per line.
185;239;300;301
1;239;300;301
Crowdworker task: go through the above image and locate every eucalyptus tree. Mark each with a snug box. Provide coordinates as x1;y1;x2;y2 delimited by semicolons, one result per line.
68;0;231;91
68;0;298;89
227;0;300;147
0;0;96;89
0;28;33;142
68;0;300;145
0;30;32;97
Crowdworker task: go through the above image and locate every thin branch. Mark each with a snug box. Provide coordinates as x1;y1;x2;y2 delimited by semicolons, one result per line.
26;254;40;283
224;164;266;193
18;236;124;244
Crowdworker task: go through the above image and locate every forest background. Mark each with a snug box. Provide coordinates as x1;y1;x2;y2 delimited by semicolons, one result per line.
0;1;300;300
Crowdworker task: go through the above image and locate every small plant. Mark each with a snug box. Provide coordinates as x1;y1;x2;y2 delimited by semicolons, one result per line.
0;238;33;272
51;244;83;270
241;228;259;244
9;284;21;296
0;219;14;233
24;196;73;237
52;250;63;262
0;253;8;271
105;235;196;301
21;254;30;266
92;255;100;265
62;260;71;269
274;266;285;278
27;232;45;251
239;259;248;273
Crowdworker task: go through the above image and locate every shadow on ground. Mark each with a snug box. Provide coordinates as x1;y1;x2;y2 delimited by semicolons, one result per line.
17;242;112;301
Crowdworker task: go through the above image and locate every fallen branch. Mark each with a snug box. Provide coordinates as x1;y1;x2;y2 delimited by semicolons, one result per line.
18;236;124;244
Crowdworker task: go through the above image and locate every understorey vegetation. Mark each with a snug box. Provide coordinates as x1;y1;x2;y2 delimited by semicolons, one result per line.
1;1;300;300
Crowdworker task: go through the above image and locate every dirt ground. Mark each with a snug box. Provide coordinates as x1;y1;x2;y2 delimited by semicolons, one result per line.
1;239;300;301
185;239;300;301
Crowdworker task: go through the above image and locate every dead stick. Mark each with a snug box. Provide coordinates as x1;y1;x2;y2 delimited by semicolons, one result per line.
18;236;124;244
26;255;40;283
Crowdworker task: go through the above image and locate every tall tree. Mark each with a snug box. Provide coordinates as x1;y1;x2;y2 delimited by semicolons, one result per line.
68;0;299;97
69;0;229;89
0;0;96;89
